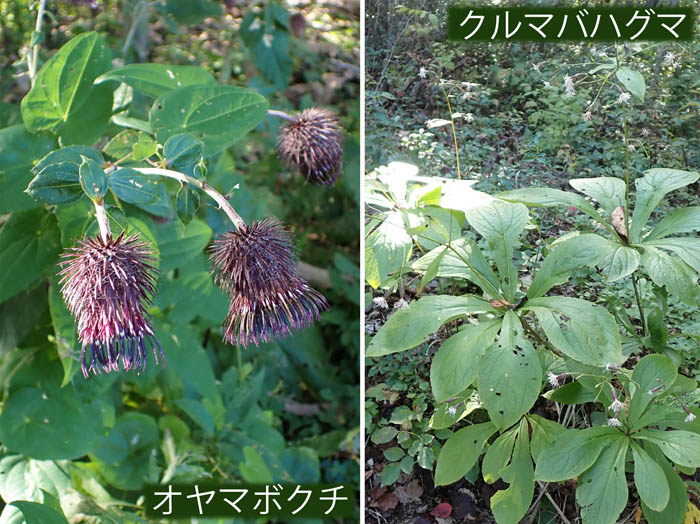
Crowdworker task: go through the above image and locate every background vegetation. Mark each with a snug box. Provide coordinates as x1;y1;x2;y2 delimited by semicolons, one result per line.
365;1;700;522
0;1;360;522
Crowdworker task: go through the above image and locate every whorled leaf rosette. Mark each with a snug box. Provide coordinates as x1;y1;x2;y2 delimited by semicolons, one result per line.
59;231;163;378
278;108;343;186
209;219;329;346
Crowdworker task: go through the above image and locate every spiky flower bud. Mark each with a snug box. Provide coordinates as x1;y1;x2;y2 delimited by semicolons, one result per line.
209;219;329;346
278;108;343;186
59;232;162;378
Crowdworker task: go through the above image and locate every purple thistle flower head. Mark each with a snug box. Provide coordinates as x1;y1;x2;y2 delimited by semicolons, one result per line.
59;232;163;378
209;219;329;346
278;108;343;186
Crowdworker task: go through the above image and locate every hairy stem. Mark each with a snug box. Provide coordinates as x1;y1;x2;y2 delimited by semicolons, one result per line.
134;167;246;230
267;109;295;122
28;0;47;85
93;199;112;242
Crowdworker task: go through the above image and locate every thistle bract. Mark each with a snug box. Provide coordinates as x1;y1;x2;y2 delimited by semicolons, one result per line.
59;232;163;378
278;108;343;186
209;219;329;346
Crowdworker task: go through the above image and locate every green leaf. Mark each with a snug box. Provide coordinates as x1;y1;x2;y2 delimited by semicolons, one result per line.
239;446;273;484
384;447;405;462
548;381;596;405
365;211;413;289
417;446;435;469
464;201;529;301
0;385;97;460
90;412;159;490
176;186;200;226
155;218;212;274
371;426;398;444
381;462;402;486
491;420;535;524
78;156;107;199
175;398;215;436
0;125;56;213
10;501;69;524
628;354;677;429
616;67;645;100
96;63;216;98
48;274;80;386
0;209;61;303
58;83;113;146
646;206;700;241
641;443;688;524
0;286;46;359
418;248;445;293
240;6;292;88
102;129;140;160
108;168;160;206
598;244;640;282
430;318;502;403
131;134;158;161
434;422;498;485
366;295;496;357
477;313;542;429
21;32;112;133
534;427;620;482
635;430;700;468
528;234;611;298
164;133;204;176
412;237;502;296
630;169;700;242
27;162;83;205
499;187;610;230
644;237;700;274
523;296;622;366
150;85;269;155
34;145;104;171
527;415;564;462
569;177;626;215
482;426;518;483
641;246;698;305
576;438;629;524
631;442;669;512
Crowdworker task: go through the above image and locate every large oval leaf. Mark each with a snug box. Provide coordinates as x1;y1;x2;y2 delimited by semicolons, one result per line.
96;63;216;97
149;85;269;154
434;422;498;485
21;32;112;133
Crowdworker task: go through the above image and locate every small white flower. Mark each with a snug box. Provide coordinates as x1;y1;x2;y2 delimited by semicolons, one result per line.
685;413;696;423
617;92;631;104
262;33;274;48
607;417;622;428
465;113;474;123
663;52;679;68
419;67;427;79
543;81;552;88
564;75;575;97
641;128;650;137
547;372;560;388
447;405;458;416
609;399;624;413
373;297;388;309
604;363;612;372
582;110;593;122
393;298;409;310
627;144;636;152
531;62;542;73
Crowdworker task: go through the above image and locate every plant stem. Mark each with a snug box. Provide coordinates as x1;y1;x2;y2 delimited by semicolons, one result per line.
93;199;112;242
632;275;647;336
28;0;47;85
441;86;462;180
134;167;246;230
267;109;295;122
520;315;564;357
122;0;149;57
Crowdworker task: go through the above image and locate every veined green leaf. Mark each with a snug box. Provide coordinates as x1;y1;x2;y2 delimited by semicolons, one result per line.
616;67;645;100
96;63;216;98
430;318;502;403
434;422;498;485
646;206;700;241
366;295;496;357
628;354;678;430
644;237;700;274
569;177;626;216
630;169;700;242
631;442;669;512
635;429;700;468
641;246;699;305
598;244;640;282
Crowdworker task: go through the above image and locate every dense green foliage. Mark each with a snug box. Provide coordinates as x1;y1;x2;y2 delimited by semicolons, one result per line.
0;2;359;523
365;1;700;523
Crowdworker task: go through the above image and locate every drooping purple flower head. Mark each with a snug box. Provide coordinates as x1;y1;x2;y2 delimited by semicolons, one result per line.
59;232;163;378
278;108;343;186
209;219;329;346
